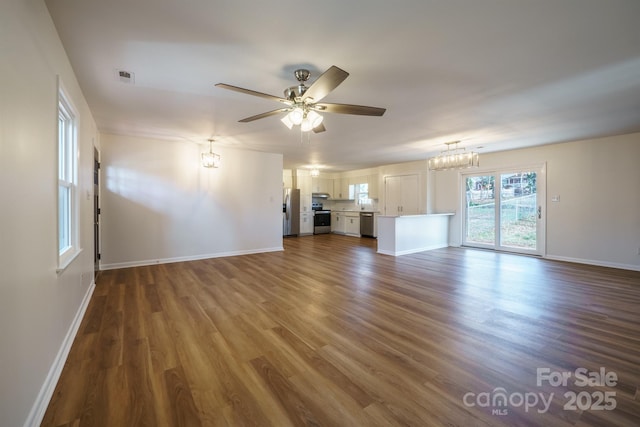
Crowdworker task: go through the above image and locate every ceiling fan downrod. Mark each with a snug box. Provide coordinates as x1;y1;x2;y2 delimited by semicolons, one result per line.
284;69;311;101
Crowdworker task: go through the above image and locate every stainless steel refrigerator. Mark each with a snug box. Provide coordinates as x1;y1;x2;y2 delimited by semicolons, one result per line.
283;188;300;237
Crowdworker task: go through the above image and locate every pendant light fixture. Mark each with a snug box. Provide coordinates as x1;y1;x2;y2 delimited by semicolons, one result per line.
428;141;479;171
201;138;221;168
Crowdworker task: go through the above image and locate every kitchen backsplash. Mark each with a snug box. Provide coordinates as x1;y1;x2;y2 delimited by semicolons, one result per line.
324;199;379;211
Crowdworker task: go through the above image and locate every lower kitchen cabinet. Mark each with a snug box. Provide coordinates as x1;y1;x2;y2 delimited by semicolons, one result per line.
300;212;313;235
345;214;360;236
332;212;346;234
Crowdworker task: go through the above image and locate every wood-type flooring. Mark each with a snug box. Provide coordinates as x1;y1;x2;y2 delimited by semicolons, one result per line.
42;234;640;426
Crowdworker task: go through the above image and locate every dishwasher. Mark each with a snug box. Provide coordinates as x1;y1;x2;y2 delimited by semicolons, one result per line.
360;212;375;237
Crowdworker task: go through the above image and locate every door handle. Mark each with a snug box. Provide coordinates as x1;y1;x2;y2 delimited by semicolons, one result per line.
537;206;542;219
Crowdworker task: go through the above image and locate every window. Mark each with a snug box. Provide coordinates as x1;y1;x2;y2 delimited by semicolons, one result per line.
354;182;371;206
356;182;368;203
58;87;79;269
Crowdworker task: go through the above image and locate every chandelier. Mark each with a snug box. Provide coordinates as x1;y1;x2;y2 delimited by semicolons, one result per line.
428;141;479;171
201;139;221;168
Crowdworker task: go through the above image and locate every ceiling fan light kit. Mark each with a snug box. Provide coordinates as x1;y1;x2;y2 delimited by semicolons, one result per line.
216;65;386;134
428;141;480;171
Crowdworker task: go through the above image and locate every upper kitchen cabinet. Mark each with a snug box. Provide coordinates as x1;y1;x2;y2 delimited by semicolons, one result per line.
368;174;379;199
311;177;333;196
333;178;353;200
283;169;293;188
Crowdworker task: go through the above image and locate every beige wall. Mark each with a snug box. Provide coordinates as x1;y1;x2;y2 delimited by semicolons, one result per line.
100;134;284;269
432;132;640;270
0;0;98;425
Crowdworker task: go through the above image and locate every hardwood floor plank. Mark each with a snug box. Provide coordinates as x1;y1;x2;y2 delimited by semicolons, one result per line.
206;332;293;427
163;366;202;427
147;311;179;373
249;356;326;426
43;235;640;426
268;325;373;408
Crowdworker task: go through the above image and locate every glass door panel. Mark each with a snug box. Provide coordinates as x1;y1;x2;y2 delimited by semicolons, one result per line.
499;172;538;251
464;175;496;247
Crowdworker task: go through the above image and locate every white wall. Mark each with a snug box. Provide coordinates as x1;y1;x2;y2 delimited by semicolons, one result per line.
432;132;640;270
100;134;283;268
0;1;98;426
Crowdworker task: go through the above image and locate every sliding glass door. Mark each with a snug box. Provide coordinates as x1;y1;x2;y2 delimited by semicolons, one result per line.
463;166;545;255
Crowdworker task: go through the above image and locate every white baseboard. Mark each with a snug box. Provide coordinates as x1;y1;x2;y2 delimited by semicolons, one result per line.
23;281;96;427
377;243;449;257
100;246;284;270
544;255;640;272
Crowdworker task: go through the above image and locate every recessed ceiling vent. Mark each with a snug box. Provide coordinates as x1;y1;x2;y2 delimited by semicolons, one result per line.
115;69;135;84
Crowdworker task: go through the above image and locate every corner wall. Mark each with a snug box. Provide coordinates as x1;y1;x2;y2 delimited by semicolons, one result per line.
99;134;284;268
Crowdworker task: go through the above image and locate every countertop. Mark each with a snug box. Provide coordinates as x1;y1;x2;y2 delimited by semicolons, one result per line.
333;210;380;213
377;212;455;218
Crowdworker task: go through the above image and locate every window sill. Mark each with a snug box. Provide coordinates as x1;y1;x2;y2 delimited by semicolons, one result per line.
57;248;83;275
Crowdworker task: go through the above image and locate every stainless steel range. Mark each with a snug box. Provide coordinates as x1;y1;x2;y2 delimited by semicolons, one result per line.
312;202;331;234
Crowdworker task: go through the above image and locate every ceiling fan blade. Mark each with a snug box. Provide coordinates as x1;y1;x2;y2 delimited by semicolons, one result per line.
301;66;349;103
314;103;386;116
215;83;290;104
239;108;290;123
312;123;326;133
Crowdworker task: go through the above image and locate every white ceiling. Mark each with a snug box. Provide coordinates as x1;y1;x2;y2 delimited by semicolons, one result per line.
45;0;640;171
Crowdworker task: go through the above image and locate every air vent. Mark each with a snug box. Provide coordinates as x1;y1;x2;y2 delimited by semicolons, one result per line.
115;69;135;84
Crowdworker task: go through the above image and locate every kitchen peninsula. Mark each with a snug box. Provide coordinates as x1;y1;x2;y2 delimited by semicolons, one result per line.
377;213;454;256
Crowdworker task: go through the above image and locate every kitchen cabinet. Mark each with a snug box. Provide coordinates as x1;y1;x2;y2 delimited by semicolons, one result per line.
345;213;360;236
377;214;452;256
300;212;313;235
283;170;293;189
384;174;419;215
297;172;312;212
332;212;346;234
333;178;353;200
368;174;379;199
311;177;333;195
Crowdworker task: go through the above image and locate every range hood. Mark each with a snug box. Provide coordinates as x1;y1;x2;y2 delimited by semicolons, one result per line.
312;192;331;199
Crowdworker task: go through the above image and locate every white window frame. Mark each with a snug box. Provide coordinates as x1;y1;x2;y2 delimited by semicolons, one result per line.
58;84;80;271
355;182;371;206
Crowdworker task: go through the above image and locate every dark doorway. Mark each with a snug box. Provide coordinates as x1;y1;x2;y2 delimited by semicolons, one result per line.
93;147;100;278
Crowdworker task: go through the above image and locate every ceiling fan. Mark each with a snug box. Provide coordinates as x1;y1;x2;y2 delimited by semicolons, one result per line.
215;65;386;133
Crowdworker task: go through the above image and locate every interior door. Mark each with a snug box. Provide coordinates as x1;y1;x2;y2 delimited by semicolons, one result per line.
463;166;545;255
